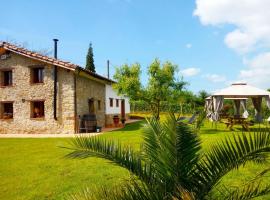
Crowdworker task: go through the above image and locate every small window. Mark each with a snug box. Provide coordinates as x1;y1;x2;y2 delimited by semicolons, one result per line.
109;98;113;107
31;67;44;83
1;70;12;86
116;99;119;107
88;99;95;114
31;101;45;118
0;102;13;119
98;100;101;110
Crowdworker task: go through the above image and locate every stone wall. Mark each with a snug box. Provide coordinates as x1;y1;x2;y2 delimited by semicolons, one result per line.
76;75;105;127
0;53;75;134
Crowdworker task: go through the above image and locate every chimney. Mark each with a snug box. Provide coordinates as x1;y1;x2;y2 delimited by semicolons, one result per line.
107;60;110;79
53;39;58;59
53;39;58;121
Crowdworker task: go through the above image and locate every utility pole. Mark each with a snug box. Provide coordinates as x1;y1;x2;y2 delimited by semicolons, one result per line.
107;60;110;79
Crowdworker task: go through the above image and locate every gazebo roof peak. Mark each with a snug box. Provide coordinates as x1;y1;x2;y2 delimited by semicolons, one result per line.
212;82;270;98
231;82;247;86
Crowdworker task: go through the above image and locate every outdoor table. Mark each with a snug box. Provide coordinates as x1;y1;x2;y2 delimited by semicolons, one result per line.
224;116;250;131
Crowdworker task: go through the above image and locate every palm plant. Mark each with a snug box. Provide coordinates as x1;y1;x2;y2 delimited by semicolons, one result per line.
67;114;270;200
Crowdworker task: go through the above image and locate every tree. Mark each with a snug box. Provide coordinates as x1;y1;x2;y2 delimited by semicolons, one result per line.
68;115;270;200
197;90;209;103
194;90;210;107
176;90;195;116
85;43;95;72
113;59;187;119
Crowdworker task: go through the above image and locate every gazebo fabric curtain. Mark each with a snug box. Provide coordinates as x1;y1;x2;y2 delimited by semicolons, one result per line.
240;99;249;118
205;99;212;118
266;96;270;109
234;100;241;116
252;97;263;122
211;96;224;121
265;96;270;121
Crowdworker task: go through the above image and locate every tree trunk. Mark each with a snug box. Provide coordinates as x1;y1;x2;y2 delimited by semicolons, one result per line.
156;100;160;120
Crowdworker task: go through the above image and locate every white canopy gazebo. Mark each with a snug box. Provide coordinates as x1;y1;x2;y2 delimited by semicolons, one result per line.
208;83;270;122
205;96;249;120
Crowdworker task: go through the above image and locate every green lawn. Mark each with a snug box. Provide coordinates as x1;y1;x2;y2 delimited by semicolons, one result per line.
0;119;270;199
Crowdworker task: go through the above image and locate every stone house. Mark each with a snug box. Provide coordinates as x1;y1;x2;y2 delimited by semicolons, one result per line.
0;42;116;134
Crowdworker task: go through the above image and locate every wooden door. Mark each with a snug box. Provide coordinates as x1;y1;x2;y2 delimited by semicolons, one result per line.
121;99;125;119
88;98;95;114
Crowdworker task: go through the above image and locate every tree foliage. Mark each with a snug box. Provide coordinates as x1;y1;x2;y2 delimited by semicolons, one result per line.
67;115;270;200
113;59;187;118
85;43;95;72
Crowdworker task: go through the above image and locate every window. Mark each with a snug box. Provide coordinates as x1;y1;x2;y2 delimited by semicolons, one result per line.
98;100;101;110
109;98;113;107
0;102;13;119
31;101;45;118
116;99;119;107
0;70;12;86
31;67;44;83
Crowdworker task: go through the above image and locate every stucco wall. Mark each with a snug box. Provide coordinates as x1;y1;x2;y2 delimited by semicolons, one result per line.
105;84;130;114
105;84;130;126
76;74;105;127
0;53;75;134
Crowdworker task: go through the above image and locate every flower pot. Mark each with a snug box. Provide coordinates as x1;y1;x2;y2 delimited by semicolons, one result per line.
121;118;126;125
113;115;120;127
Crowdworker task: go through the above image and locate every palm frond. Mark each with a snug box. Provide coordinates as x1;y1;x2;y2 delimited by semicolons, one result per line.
141;114;202;194
172;187;195;200
66;136;151;182
69;179;165;200
175;123;201;188
69;186;120;200
121;180;165;200
191;132;270;198
220;182;270;200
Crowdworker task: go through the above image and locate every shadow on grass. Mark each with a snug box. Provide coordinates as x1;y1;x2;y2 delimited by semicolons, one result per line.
243;127;270;132
110;120;145;132
201;129;232;135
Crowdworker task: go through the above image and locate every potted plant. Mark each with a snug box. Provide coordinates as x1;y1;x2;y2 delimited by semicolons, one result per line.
113;115;120;126
121;117;126;125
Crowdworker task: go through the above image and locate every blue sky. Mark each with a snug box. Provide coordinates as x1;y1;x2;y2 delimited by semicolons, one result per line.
1;0;269;93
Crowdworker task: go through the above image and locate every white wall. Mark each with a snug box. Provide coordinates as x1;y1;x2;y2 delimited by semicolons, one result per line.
105;84;130;115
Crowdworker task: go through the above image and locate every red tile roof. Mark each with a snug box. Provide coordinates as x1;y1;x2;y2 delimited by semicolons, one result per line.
0;41;114;83
0;42;78;70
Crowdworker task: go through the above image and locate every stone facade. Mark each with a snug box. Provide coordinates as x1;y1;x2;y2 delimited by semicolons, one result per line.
76;74;105;127
0;53;75;134
0;52;106;134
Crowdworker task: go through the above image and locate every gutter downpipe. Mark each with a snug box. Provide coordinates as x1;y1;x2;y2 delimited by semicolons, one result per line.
53;39;58;120
74;68;82;133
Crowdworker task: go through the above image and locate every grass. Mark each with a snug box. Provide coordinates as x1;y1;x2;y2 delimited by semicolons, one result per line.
0;122;144;200
0;116;270;199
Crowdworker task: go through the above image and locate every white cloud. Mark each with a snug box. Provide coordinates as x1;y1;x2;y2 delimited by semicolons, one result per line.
224;30;256;54
180;67;200;77
204;74;226;83
239;52;270;88
194;0;270;89
194;0;270;54
186;43;192;48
